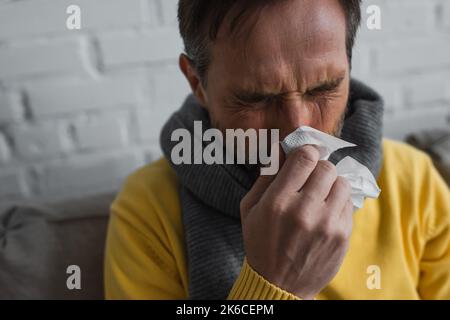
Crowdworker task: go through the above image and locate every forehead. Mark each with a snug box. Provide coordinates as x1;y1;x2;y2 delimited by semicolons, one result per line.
209;0;348;90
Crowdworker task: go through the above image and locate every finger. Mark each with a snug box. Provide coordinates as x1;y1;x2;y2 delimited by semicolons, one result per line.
267;145;320;195
340;199;354;236
241;174;276;214
299;160;337;202
241;143;281;214
325;176;352;213
341;199;354;220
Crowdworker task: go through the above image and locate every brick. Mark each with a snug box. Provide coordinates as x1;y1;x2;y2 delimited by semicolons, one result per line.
78;0;147;30
10;122;72;159
447;82;450;102
143;0;160;27
442;1;450;29
0;90;23;123
404;72;450;107
384;106;450;141
0;132;11;164
136;108;168;142
73;115;128;150
365;79;403;111
0;39;87;79
375;37;450;75
38;152;144;197
151;64;190;111
159;0;178;26
0;0;146;40
99;29;183;67
359;0;436;41
0;169;28;199
351;44;372;80
26;77;141;117
136;65;189;142
390;1;437;30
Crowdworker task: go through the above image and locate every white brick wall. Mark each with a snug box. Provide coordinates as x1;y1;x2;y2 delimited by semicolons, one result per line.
375;37;450;75
72;113;129;150
0;90;23;122
99;29;183;67
26;76;143;117
36;152;144;198
0;133;11;164
443;1;450;29
0;169;29;199
9;121;72;159
0;0;149;39
0;39;88;79
0;0;449;203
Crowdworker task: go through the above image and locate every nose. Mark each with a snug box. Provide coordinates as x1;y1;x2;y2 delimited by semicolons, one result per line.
275;98;313;139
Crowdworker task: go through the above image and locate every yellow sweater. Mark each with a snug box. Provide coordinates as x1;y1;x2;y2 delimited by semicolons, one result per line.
104;139;450;300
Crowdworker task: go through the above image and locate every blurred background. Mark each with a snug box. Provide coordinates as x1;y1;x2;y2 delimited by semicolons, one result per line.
0;0;449;204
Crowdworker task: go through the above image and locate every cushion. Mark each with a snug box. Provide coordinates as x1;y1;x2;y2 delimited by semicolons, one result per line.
406;129;450;187
0;193;115;299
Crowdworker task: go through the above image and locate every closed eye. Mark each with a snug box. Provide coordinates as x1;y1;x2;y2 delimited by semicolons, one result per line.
230;75;345;105
305;81;342;98
232;92;276;106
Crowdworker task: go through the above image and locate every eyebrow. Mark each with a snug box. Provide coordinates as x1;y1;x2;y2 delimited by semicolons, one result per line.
231;73;346;103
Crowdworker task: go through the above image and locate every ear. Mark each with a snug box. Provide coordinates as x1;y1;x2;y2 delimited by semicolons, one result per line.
179;54;208;107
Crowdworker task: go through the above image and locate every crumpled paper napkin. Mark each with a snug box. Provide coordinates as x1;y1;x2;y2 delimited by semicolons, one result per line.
281;126;381;210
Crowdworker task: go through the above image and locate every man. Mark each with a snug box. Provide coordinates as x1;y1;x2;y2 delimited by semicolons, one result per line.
104;0;450;300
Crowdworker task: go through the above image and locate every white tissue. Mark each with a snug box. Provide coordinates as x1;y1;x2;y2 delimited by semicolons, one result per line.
281;126;381;210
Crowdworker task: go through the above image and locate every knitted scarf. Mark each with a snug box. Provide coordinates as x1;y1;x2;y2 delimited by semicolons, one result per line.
159;79;384;299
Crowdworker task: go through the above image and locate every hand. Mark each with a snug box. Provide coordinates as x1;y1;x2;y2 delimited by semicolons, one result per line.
240;145;353;300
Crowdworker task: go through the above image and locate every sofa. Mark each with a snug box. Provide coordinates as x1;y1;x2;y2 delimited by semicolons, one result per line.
0;130;449;300
0;193;115;299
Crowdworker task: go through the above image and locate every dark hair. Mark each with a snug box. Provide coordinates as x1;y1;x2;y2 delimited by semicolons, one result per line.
178;0;362;84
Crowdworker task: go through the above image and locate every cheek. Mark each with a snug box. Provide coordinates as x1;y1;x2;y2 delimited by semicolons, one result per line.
315;95;348;132
316;79;350;132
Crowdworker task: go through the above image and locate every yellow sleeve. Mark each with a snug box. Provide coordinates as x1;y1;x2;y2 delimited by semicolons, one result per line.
418;156;450;300
104;159;302;300
104;213;187;299
104;162;188;299
228;258;301;300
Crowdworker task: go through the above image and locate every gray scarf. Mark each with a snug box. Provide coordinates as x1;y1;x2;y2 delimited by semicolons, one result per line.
159;79;384;299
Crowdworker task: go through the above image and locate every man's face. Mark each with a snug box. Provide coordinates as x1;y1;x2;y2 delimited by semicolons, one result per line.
200;0;350;140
